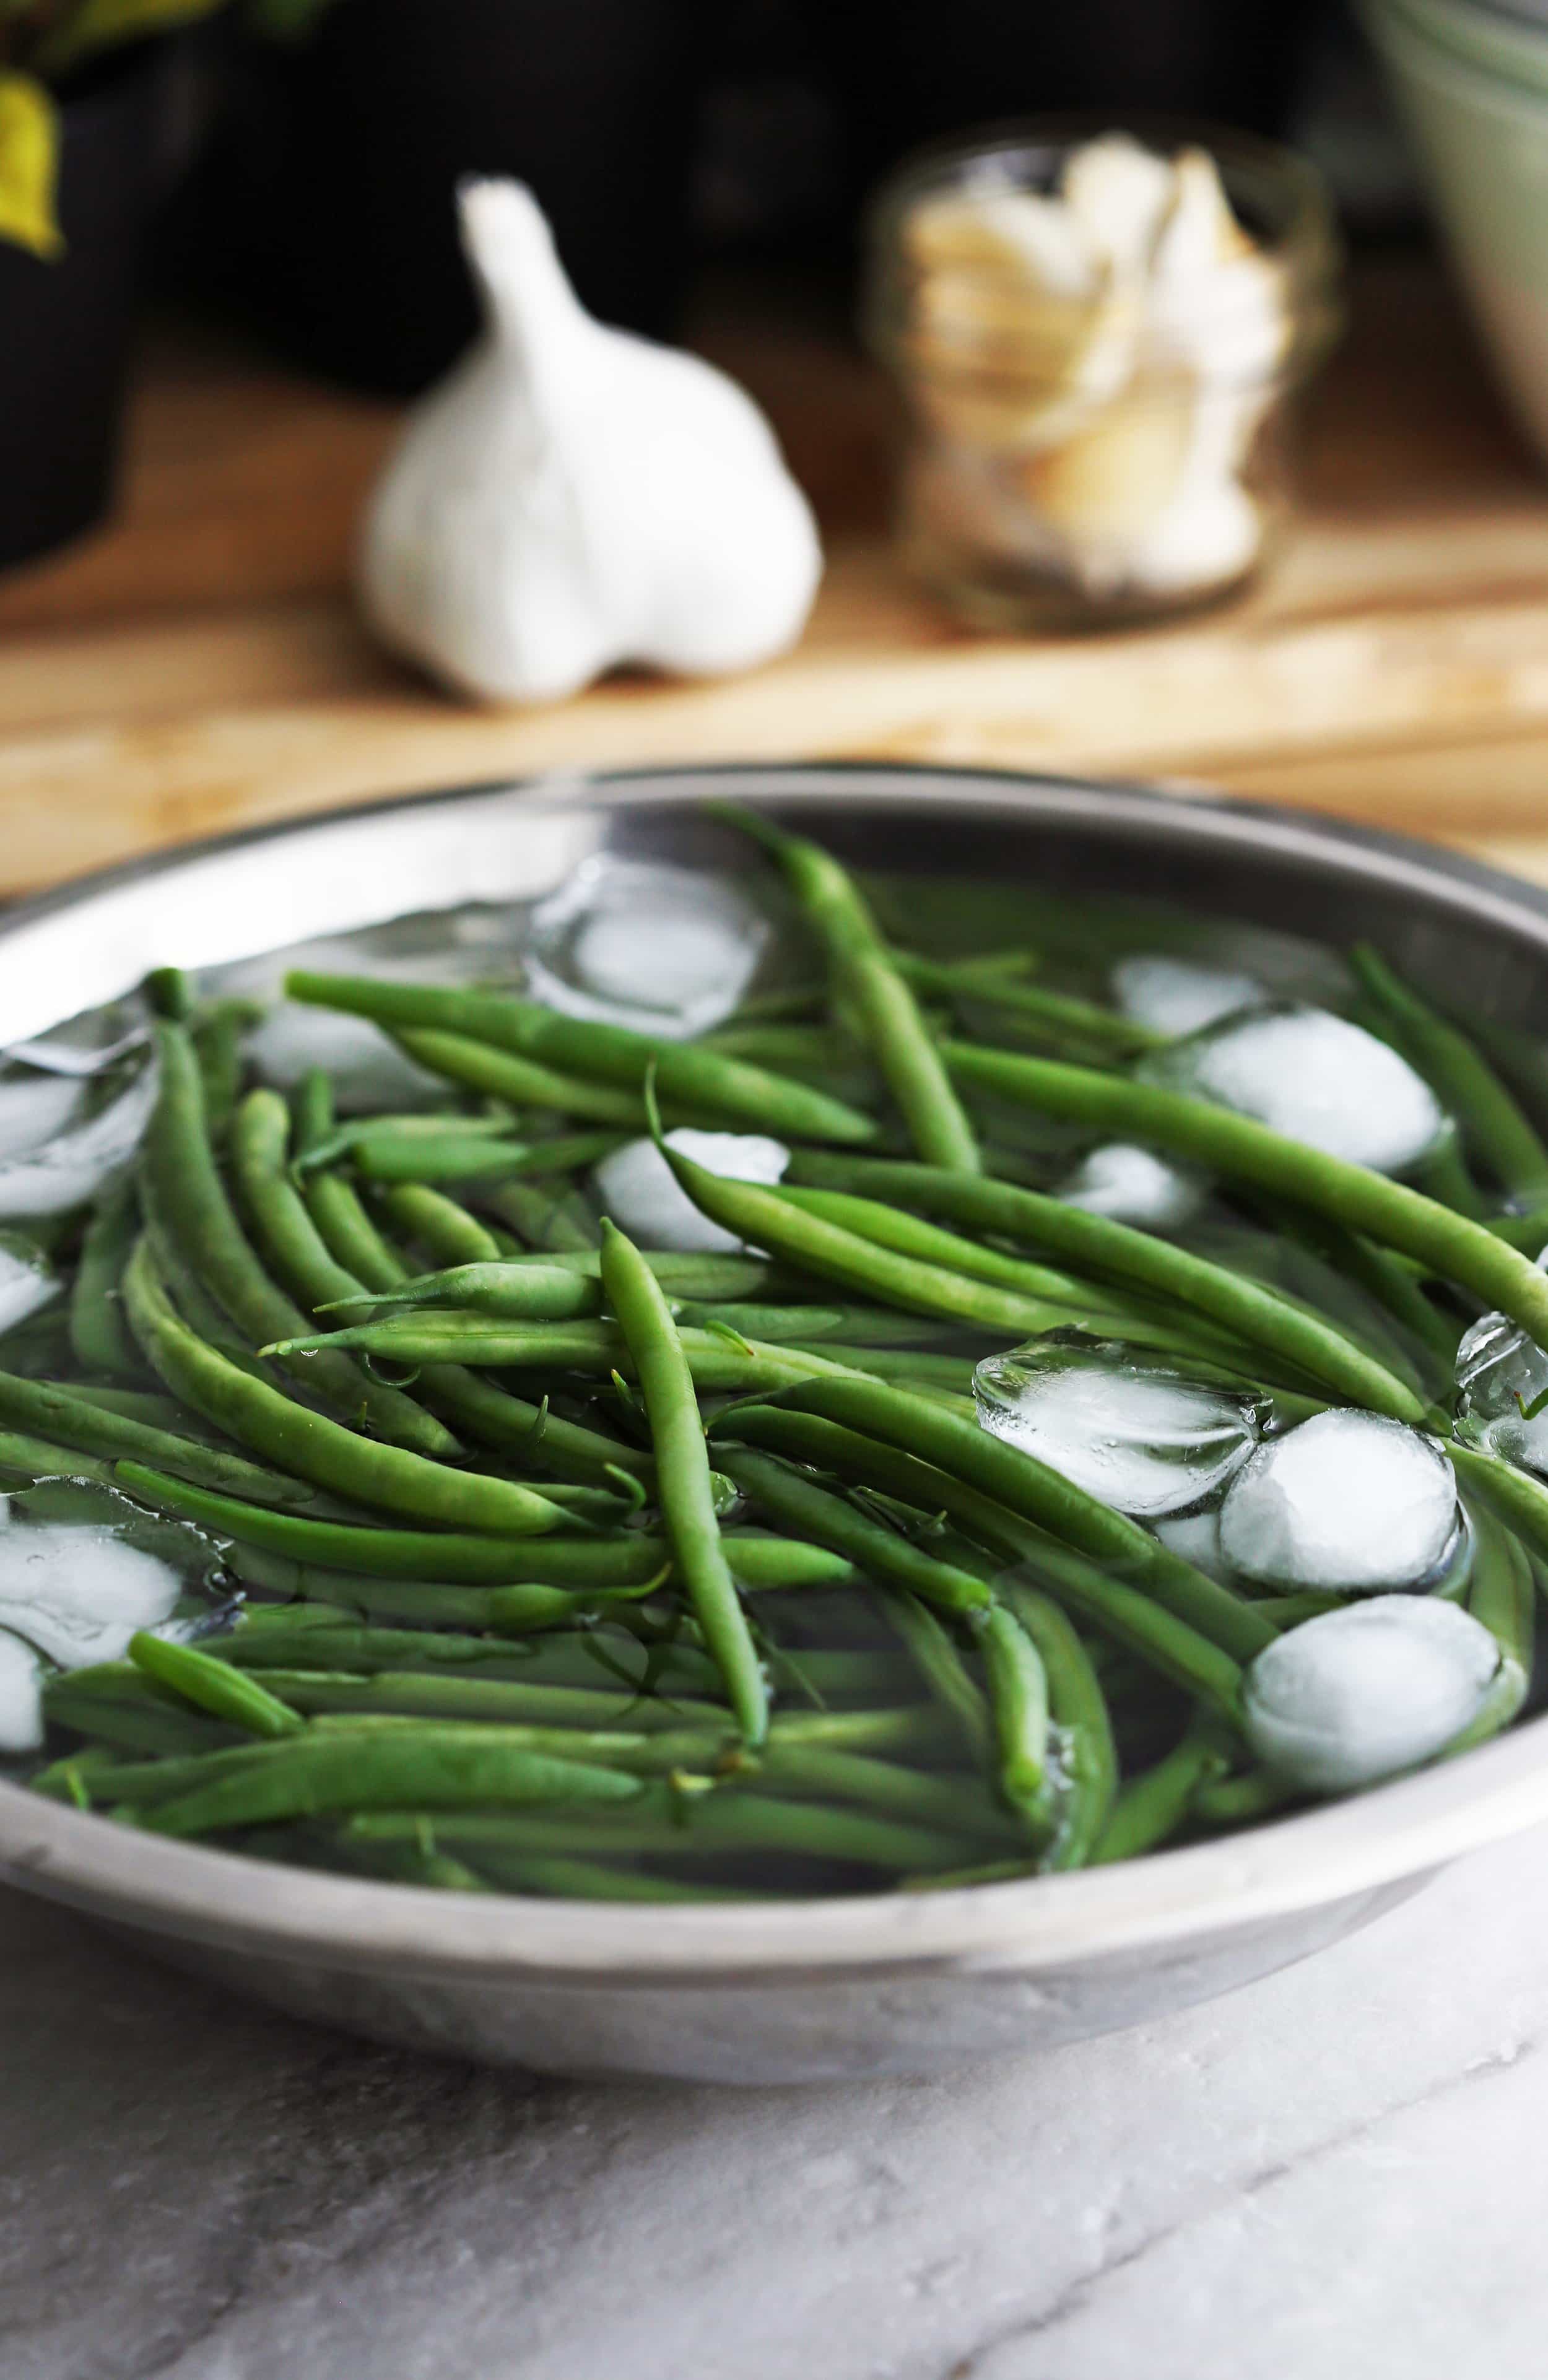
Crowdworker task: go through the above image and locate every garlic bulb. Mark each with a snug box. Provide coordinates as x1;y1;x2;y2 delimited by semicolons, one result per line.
359;180;822;704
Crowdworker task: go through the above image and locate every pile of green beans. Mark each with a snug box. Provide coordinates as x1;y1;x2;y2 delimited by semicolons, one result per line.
7;827;1547;1903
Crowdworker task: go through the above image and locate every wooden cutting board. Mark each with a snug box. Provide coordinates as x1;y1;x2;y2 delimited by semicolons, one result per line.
2;252;1547;898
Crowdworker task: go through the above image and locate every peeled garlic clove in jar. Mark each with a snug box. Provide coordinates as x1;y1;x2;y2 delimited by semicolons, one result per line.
902;188;1141;455
359;180;822;705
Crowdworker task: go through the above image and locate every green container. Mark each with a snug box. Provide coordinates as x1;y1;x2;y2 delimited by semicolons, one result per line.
1363;0;1548;467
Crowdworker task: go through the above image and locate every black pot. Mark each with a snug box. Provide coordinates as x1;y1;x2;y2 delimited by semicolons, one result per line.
206;0;703;396
0;50;163;573
814;0;1320;194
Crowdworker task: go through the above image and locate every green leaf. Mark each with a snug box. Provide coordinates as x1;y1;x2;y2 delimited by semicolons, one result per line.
0;72;61;260
35;0;225;78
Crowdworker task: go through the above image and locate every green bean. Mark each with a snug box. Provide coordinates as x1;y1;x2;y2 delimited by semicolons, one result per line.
1445;1438;1548;1571
978;1603;1050;1825
336;1836;495;1891
717;1446;989;1613
349;1791;988;1874
0;1427;117;1488
390;1027;651;1126
259;1313;866;1394
1352;944;1548;1204
1091;1723;1230;1864
713;807;980;1170
678;1303;974;1349
785;1155;1431;1423
137;1729;648;1836
490;1248;780;1296
446;1852;755;1901
378;1184;505;1265
43;1669;241;1757
651;1138;1154;1344
1191;1768;1295;1826
1000;1585;1117;1866
119;1243;567;1536
937;1040;1548;1345
143;1028;455;1457
882;1591;992;1759
1451;1506;1536;1752
599;1219;766;1744
895;951;1160;1053
192;999;253;1140
482;1178;602;1251
108;1459;821;1594
68;1178;139;1378
127;1631;303;1737
344;1127;622;1186
320;1260;602;1322
0;1370;311;1507
303;1169;650;1485
284;970;879;1145
737;1743;1012;1836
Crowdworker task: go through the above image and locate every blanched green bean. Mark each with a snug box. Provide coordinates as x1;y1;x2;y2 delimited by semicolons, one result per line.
714;807;981;1170
284;970;879;1145
600;1218;766;1744
937;1039;1548;1345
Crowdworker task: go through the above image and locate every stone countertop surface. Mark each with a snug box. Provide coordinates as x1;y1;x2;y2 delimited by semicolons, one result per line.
4;1826;1546;2380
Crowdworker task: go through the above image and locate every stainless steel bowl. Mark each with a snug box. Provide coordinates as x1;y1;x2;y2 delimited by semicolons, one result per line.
4;762;1548;2086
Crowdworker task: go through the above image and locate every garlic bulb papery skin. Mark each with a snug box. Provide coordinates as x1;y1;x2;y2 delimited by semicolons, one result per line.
359;180;823;705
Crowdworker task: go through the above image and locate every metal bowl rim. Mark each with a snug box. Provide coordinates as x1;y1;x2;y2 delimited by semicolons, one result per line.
4;756;1547;1989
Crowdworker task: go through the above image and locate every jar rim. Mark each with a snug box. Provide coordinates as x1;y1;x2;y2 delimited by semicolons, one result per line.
866;111;1343;282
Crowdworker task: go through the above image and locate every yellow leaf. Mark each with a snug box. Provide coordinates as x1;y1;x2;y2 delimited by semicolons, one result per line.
0;74;63;262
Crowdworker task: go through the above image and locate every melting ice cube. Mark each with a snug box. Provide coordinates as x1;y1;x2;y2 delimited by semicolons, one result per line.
1454;1301;1548;1479
1136;1004;1446;1174
1243;1595;1499;1794
1218;1410;1460;1594
0;1059;159;1218
0;1628;44;1755
0;1238;59;1336
1111;953;1263;1040
0;1073;86;1162
525;859;768;1039
1056;1142;1205;1229
593;1129;789;1255
972;1332;1263;1518
0;1522;182;1668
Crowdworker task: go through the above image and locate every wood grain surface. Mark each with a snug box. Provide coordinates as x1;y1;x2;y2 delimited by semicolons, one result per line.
2;253;1547;898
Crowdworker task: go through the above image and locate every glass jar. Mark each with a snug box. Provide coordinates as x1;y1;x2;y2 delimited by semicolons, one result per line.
864;120;1344;631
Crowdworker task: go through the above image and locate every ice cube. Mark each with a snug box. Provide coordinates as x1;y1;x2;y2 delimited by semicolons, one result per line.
1243;1596;1499;1795
1057;1141;1204;1228
1112;955;1263;1040
1152;1505;1230;1578
1136;1004;1446;1174
246;1005;447;1114
973;1332;1263;1518
593;1129;789;1256
0;1074;85;1162
1218;1410;1459;1593
0;1524;181;1668
526;859;767;1039
0;1238;58;1335
0;1058;159;1218
1454;1300;1548;1478
0;1628;43;1754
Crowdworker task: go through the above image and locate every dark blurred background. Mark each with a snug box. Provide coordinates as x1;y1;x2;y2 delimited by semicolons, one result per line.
173;0;1418;394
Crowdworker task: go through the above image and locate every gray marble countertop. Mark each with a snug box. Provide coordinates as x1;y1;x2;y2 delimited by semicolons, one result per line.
4;1826;1547;2380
